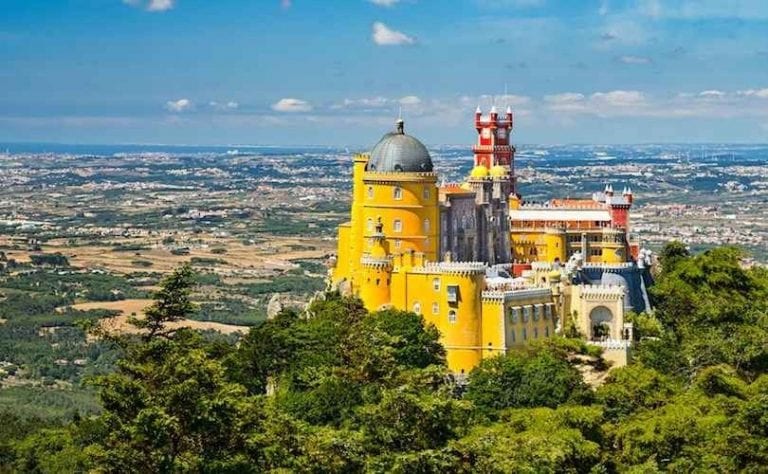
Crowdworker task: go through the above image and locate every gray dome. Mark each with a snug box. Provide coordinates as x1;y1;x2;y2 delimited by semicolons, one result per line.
600;273;628;288
366;121;433;173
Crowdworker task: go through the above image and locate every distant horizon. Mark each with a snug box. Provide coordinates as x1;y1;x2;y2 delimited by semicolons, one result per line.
2;140;768;152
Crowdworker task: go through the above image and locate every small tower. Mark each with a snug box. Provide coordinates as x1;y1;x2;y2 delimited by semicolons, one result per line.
472;101;516;193
359;220;393;311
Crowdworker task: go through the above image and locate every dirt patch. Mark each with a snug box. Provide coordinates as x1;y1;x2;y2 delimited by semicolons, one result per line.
67;299;249;337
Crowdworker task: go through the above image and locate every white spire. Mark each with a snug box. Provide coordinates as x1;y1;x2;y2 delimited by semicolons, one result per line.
475;105;482;114
490;105;497;114
506;105;512;114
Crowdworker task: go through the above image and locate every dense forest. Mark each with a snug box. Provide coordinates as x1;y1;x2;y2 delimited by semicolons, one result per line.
1;243;767;473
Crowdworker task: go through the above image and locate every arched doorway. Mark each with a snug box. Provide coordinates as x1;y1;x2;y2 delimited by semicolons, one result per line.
589;306;613;340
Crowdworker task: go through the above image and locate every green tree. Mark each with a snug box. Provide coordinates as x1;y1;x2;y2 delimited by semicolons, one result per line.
448;405;605;473
131;264;196;340
466;347;591;417
596;364;680;420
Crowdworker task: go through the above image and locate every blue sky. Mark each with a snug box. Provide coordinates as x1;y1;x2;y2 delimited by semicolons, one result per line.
1;0;767;145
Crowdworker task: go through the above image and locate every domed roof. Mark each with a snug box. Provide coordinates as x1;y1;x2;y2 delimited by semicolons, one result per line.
490;165;508;178
601;272;628;288
366;120;433;173
470;165;489;178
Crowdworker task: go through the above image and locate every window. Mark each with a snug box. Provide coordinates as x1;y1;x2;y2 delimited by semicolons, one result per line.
509;307;520;324
393;219;402;232
393;186;403;200
448;310;457;324
413;302;421;314
522;306;531;323
432;302;439;315
423;218;430;233
533;304;542;321
432;277;440;291
534;328;539;339
367;186;374;199
544;304;553;320
367;218;373;232
522;328;528;340
447;285;459;303
509;330;515;342
545;326;550;337
394;239;401;248
423;187;430;199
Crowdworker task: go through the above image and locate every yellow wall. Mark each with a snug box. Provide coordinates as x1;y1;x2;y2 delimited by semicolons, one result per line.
359;262;392;312
333;222;352;284
362;173;439;262
481;300;505;358
511;227;630;265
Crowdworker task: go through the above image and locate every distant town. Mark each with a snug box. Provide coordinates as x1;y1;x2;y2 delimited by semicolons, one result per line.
1;143;766;267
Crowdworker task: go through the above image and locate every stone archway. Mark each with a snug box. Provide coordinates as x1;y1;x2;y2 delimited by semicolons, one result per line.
589;306;613;340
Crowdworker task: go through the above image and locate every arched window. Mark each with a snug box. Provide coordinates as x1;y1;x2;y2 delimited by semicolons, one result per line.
432;302;439;315
393;186;403;200
423;218;430;233
367;186;374;199
432;278;440;291
393;219;402;232
448;310;457;324
367;218;373;232
394;239;401;248
413;302;421;314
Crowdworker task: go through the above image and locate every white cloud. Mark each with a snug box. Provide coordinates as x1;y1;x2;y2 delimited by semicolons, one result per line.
738;88;768;99
271;98;312;113
399;95;422;106
618;55;652;64
545;93;586;103
123;0;175;12
209;101;239;111
165;98;193;113
544;93;587;112
368;0;401;6
698;90;726;98
335;97;390;109
542;88;768;119
591;90;647;107
371;22;415;46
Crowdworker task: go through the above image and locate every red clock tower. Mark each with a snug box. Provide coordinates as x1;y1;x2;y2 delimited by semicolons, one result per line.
473;104;516;193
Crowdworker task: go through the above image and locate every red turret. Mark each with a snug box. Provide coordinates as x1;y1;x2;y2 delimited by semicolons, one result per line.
472;102;516;192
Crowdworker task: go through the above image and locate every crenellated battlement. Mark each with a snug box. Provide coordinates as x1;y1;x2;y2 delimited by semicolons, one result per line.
360;256;392;268
482;287;552;302
363;171;438;183
577;284;625;298
409;261;487;276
